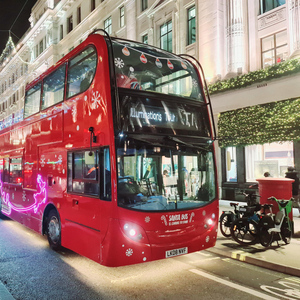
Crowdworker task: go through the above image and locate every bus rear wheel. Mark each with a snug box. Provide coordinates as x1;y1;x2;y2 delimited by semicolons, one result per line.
47;209;62;250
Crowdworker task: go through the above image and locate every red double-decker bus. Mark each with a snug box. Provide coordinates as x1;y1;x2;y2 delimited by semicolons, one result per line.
0;30;218;267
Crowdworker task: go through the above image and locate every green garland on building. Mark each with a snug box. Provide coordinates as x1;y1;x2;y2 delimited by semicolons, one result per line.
218;98;300;147
208;59;300;95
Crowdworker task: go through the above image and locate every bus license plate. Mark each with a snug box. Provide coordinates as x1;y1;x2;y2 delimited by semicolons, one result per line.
239;207;246;212
166;247;188;258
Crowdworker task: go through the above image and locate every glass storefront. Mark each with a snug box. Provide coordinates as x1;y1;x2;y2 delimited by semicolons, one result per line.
245;142;294;182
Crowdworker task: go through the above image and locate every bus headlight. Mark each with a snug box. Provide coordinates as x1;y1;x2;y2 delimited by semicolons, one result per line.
207;218;213;226
121;221;145;242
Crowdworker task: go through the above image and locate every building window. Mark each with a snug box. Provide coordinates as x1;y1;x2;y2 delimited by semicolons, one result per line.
142;34;148;44
67;15;73;33
260;0;286;14
141;0;148;11
261;30;287;68
39;39;43;55
120;6;125;28
77;6;81;25
60;24;63;40
91;0;96;11
104;16;112;35
160;20;172;52
225;147;237;182
187;6;196;45
245;142;294;182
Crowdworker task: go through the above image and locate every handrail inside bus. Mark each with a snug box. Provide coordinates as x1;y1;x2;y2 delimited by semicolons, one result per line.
88;28;121;131
179;54;217;141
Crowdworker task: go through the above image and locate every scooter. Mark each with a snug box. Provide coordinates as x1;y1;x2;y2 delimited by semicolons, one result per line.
259;196;293;247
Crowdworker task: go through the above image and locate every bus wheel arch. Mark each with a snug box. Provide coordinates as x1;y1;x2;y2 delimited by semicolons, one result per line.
43;205;62;250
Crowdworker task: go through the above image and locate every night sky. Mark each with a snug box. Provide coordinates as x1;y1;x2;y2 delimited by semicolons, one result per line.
0;0;37;54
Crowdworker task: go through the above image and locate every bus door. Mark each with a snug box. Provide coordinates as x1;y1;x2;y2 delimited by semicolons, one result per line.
64;147;111;262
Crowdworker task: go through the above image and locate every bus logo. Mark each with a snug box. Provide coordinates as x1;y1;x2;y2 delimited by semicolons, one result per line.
161;213;195;226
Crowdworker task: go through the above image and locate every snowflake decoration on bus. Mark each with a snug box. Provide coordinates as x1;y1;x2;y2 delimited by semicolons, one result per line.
40;155;46;167
91;91;102;110
115;57;124;69
145;216;150;223
126;248;133;257
72;104;77;123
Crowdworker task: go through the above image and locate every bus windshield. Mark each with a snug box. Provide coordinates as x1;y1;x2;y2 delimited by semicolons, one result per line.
117;138;216;211
112;39;203;101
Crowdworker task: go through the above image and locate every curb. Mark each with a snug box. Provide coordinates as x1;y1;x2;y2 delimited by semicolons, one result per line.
0;281;14;300
207;244;300;277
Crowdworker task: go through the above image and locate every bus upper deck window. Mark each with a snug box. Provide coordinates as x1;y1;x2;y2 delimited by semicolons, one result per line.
24;83;41;118
42;64;66;110
67;47;97;98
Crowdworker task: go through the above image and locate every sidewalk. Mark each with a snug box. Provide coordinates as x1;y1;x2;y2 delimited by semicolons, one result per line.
207;200;300;277
0;282;14;300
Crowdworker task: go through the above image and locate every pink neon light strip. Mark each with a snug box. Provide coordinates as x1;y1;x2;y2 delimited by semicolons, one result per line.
0;174;47;216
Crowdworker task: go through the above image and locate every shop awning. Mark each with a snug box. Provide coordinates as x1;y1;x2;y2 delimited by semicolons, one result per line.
217;98;300;147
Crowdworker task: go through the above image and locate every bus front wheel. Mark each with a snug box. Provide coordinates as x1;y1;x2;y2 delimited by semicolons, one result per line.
47;209;62;250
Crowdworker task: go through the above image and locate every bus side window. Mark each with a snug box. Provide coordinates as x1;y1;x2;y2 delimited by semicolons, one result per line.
100;147;111;201
0;158;3;181
24;83;41;119
66;46;97;98
10;158;22;184
3;158;9;183
67;147;111;200
42;64;66;110
67;150;99;196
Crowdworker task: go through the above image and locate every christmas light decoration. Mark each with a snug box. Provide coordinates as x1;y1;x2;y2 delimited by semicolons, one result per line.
0;36;14;66
209;59;300;94
0;174;47;216
218;98;300;147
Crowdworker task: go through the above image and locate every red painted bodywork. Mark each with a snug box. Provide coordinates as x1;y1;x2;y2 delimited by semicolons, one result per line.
0;33;219;266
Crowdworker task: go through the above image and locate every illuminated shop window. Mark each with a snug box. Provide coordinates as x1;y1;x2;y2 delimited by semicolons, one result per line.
225;147;237;182
245;141;294;182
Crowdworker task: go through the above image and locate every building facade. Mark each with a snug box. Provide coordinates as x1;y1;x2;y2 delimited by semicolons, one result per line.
0;0;299;200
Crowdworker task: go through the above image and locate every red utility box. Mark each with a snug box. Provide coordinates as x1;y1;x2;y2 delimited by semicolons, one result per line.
256;178;294;218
